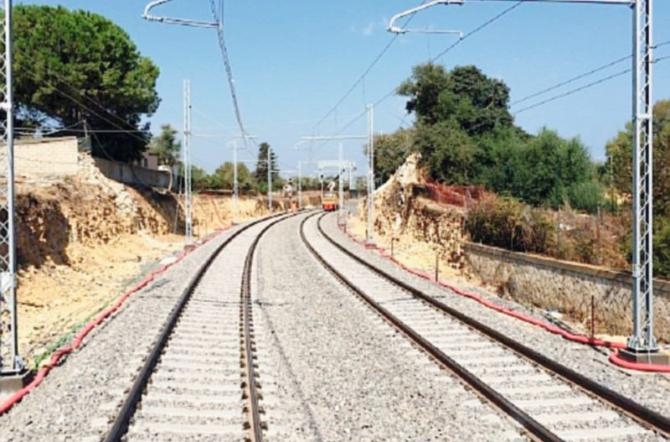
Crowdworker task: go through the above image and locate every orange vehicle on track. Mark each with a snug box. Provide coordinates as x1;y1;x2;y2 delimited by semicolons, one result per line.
321;194;339;212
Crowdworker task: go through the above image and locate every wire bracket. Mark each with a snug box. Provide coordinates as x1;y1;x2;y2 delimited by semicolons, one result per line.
143;0;219;29
388;0;464;34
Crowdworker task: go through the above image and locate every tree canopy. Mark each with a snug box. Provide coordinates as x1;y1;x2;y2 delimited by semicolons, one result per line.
149;124;181;166
254;142;279;191
11;5;160;161
605;100;670;275
373;62;601;211
369;128;414;187
398;64;513;134
208;162;255;191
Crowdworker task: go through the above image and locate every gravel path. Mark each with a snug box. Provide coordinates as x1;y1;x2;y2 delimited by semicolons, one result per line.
0;221;261;442
252;212;527;441
322;213;670;420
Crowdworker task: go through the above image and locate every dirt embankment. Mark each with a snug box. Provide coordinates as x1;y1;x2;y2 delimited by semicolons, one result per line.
14;156;265;367
351;153;471;282
350;153;636;339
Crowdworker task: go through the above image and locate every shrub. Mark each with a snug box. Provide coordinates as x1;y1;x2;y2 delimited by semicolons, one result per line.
567;180;606;214
465;196;554;254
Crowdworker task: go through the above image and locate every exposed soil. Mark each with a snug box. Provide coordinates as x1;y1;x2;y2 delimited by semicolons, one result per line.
11;156;267;368
352;153;636;341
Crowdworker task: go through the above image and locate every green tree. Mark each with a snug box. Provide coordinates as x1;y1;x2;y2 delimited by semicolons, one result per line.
511;129;594;208
254;142;279;191
209;162;255;191
398;63;513;134
367;128;416;187
149;124;181;166
414;121;476;185
475;125;528;189
605;100;670;216
605;100;670;277
10;5;160;161
190;165;209;191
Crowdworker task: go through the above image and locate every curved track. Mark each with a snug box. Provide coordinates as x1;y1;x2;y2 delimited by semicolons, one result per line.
301;212;670;442
104;214;294;442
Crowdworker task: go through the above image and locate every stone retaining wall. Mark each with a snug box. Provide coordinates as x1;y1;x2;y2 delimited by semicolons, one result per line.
464;242;670;341
94;157;171;189
15;137;78;177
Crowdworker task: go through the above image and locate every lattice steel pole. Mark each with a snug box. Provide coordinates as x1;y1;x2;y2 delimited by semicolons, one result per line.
629;0;656;353
183;80;193;244
233;140;238;214
267;146;272;212
0;0;23;377
389;0;663;360
366;104;375;245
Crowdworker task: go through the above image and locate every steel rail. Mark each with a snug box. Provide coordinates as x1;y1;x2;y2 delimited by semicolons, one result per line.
313;213;670;438
239;212;296;441
300;212;560;442
103;213;288;442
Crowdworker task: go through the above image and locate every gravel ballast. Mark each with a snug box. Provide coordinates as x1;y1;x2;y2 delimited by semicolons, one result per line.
0;221;262;442
251;212;527;441
322;213;670;420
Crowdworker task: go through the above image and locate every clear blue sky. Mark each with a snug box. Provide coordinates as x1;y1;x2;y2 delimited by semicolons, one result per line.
18;1;670;177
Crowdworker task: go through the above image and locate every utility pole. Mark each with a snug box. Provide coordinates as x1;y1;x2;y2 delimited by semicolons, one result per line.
228;135;256;220
298;161;302;209
183;80;193;244
0;0;27;388
388;0;665;363
338;143;344;224
267;146;272;212
299;133;369;227
367;104;375;245
629;0;657;357
232;140;238;215
142;2;220;243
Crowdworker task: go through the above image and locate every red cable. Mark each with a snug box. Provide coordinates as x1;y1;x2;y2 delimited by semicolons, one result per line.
0;226;232;415
609;351;670;373
341;227;670;372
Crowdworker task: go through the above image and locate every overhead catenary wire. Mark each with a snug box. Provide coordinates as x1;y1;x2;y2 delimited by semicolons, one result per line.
513;53;669;114
317;1;525;143
511;55;630;106
209;0;252;145
513;68;631;114
21;69;151;145
512;38;670;106
432;1;524;62
312;1;429;132
45;68;149;133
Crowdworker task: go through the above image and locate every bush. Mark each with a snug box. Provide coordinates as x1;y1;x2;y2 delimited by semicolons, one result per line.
567;181;606;214
654;220;670;279
465;196;554;253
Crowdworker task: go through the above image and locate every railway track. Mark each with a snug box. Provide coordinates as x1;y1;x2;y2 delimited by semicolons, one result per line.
103;214;293;442
301;212;670;442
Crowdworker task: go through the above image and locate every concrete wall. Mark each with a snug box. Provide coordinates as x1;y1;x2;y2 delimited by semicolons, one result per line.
464;242;670;341
94;157;171;189
14;137;78;177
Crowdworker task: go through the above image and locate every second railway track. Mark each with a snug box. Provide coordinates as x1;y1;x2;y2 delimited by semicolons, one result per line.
104;213;294;442
301;211;670;442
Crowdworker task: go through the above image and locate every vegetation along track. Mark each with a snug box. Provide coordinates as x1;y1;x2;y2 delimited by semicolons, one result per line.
301;212;670;442
104;213;296;442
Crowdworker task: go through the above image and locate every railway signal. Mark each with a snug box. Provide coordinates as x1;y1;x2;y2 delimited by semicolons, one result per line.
300;104;375;243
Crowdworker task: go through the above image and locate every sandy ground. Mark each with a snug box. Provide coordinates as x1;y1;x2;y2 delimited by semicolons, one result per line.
346;213;630;342
16;196;266;369
347;213;475;287
17;233;183;367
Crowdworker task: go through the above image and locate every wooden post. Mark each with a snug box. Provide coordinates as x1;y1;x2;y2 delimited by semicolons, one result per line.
591;294;596;339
